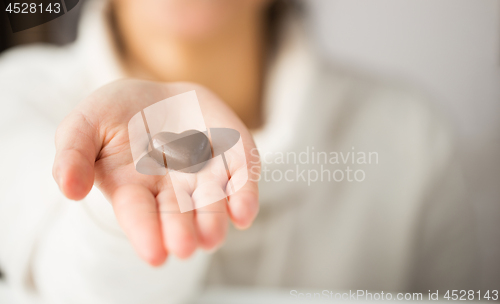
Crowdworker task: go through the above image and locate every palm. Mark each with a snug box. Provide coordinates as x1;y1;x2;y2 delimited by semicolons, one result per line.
53;80;260;265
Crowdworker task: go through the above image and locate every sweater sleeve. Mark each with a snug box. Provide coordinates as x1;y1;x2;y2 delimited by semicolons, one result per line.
402;91;480;292
409;152;480;292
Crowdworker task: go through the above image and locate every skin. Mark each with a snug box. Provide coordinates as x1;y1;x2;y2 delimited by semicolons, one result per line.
53;80;261;265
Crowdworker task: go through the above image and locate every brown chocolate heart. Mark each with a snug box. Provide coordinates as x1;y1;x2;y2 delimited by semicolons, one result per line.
134;128;241;175
148;130;212;173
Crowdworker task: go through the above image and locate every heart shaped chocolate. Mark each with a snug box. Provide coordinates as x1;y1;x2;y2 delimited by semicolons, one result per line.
134;128;241;175
148;130;212;173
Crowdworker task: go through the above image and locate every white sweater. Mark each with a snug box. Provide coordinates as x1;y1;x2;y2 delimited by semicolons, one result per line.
0;1;478;303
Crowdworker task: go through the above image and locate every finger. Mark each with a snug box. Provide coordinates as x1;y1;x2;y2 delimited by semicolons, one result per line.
157;176;198;259
112;184;168;266
192;162;229;250
226;166;259;230
53;111;100;200
225;138;260;230
194;198;229;251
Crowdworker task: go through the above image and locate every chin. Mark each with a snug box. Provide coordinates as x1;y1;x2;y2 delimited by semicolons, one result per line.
159;15;230;41
131;0;263;41
129;0;228;38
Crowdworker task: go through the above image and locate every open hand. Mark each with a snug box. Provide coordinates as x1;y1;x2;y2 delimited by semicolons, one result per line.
52;80;260;265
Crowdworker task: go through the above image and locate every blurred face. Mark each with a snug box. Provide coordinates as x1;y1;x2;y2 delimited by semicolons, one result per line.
114;0;272;41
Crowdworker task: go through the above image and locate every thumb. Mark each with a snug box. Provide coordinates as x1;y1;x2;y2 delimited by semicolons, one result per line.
53;111;101;200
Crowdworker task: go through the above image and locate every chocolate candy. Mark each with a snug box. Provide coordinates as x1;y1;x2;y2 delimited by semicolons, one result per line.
148;130;212;173
135;128;241;175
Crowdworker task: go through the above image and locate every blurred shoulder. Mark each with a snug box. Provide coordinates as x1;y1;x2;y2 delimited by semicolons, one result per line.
316;61;438;120
0;43;87;123
314;59;457;167
0;43;81;76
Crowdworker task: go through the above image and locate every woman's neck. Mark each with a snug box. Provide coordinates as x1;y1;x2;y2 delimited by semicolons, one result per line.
113;6;267;129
